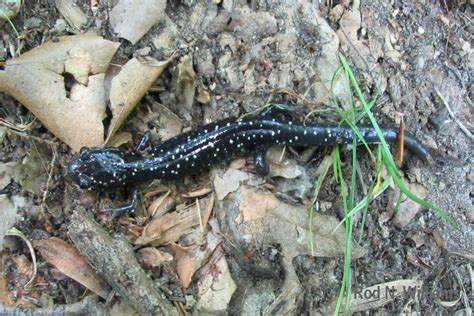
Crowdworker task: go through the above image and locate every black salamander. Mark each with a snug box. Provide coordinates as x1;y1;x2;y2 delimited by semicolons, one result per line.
68;113;430;215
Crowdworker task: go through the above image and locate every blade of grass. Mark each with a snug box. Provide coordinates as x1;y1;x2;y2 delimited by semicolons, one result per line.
307;153;333;255
359;145;384;242
332;146;353;315
339;53;456;227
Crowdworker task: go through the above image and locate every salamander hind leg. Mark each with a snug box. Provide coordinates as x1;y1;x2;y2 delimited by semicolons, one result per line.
258;103;296;120
254;146;270;176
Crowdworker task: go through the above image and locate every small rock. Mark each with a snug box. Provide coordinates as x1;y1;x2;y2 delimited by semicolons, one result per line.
466;209;474;224
466;172;474;184
393;183;427;228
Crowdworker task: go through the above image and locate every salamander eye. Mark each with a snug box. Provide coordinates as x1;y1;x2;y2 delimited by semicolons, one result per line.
80;147;92;160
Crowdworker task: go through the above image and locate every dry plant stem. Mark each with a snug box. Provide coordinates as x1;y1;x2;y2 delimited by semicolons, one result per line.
435;88;474;141
68;207;177;315
41;151;57;211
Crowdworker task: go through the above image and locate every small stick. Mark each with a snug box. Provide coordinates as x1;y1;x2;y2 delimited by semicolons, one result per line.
435;88;474;141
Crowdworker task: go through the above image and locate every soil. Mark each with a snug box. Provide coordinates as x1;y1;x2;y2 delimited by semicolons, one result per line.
0;0;472;314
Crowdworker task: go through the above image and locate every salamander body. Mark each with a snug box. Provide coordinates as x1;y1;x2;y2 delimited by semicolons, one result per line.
69;116;429;196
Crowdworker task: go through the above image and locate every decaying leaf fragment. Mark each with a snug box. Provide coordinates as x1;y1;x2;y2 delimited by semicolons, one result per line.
0;34;120;151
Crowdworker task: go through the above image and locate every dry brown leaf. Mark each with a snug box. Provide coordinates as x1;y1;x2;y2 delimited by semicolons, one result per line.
213;169;249;200
172;55;196;111
34;237;110;299
170;243;196;289
239;186;277;221
269;160;303;179
265;146;303;179
138;247;173;268
135;197;213;246
110;0;167;44
0;34;120;151
229;158;247;169
106;56;173;143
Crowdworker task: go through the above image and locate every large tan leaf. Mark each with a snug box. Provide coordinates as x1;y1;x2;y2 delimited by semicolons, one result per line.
0;34;120;151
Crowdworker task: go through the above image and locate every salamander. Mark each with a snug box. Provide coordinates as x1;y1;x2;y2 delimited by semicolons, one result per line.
68;107;430;215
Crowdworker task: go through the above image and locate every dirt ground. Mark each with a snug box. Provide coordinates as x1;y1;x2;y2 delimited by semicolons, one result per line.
0;0;472;314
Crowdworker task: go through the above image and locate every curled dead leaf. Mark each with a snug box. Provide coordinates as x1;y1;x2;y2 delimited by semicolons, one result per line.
106;56;173;143
195;253;236;312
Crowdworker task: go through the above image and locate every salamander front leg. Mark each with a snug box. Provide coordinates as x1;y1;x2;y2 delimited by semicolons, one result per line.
254;146;269;176
135;132;152;152
105;188;139;217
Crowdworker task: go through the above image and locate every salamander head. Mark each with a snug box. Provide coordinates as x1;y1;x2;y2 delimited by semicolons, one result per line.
68;147;127;192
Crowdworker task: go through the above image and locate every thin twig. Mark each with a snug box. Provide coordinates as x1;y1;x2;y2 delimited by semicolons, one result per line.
41;150;58;211
435;88;474;141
